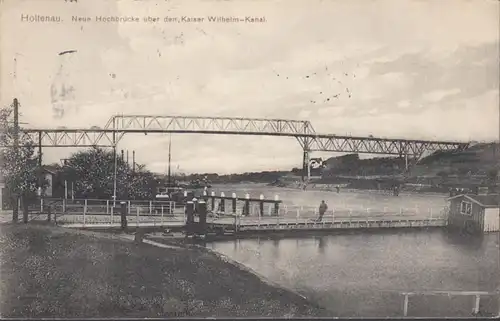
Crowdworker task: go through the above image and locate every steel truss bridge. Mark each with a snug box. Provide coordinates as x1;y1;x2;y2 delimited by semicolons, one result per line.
5;115;471;177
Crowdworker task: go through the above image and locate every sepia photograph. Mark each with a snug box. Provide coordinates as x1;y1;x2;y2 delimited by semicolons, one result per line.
0;0;499;318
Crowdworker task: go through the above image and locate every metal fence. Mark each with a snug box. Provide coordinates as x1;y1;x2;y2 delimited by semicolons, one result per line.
20;198;186;227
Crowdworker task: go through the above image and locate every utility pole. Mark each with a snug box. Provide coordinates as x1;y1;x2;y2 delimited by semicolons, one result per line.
132;150;136;173
167;134;172;191
112;118;117;206
12;98;19;222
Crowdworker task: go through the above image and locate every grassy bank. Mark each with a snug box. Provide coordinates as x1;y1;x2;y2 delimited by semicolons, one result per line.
0;223;328;318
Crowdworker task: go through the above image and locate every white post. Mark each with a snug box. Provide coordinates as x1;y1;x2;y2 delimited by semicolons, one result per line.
296;208;300;225
258;210;261;228
106;200;109;215
161;206;164;225
110;205;114;224
332;208;335;223
62;198;66;213
128;200;131;214
149;201;152;215
83;199;87;227
403;294;409;317
136;207;139;227
473;295;480;315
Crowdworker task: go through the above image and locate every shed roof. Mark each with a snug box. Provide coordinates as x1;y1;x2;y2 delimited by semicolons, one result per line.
447;194;500;208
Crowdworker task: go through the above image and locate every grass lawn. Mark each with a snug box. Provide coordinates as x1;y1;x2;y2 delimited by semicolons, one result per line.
0;223;328;318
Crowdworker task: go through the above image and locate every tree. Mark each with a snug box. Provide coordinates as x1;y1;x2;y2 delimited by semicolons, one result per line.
60;147;158;200
0;101;46;223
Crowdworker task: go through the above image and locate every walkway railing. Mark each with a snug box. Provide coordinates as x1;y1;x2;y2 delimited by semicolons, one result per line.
399;290;500;317
211;205;449;221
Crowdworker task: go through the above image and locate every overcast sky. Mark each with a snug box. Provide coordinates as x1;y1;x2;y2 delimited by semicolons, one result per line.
1;0;499;174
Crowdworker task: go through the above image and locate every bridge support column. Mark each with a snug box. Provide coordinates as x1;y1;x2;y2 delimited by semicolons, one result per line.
302;149;311;182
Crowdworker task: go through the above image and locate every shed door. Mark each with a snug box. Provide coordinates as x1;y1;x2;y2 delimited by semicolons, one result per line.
483;208;500;232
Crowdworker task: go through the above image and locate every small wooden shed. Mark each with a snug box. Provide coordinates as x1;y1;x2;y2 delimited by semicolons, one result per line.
447;193;500;233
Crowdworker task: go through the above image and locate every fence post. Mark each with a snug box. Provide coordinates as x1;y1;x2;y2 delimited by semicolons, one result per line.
111;205;114;224
211;191;215;212
136;207;139;227
259;194;264;217
161;205;164;225
198;200;207;237
231;193;237;214
244;193;250;216
149;201;152;215
128;200;131;215
83;199;87;227
120;202;127;231
186;201;194;237
274;195;279;216
47;205;51;222
403;294;409;317
473;295;480;315
220;192;226;213
62;198;66;213
296;209;300;225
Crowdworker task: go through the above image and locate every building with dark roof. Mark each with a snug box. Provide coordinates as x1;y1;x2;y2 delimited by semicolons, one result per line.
447;192;500;233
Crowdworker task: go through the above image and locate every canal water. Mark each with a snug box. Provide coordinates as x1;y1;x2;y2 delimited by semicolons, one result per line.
206;185;500;317
210;183;448;216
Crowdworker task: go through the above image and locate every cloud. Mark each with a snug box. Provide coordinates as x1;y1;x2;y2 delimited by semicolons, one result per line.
1;0;498;173
423;89;461;102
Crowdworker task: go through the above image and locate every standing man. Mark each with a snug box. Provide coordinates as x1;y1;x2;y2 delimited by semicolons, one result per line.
317;200;328;222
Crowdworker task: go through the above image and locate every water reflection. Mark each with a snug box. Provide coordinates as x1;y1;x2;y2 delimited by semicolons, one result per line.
318;237;326;254
207;230;500;317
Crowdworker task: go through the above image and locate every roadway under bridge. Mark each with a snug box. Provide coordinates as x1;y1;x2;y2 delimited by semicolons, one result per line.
4;115;471;179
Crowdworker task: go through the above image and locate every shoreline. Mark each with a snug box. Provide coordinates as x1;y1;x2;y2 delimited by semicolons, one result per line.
0;222;329;318
144;233;324;310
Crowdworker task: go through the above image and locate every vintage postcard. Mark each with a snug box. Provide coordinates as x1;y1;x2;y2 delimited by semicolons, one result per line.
0;0;499;318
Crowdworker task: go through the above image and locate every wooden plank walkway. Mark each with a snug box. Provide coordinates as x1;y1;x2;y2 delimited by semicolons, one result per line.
60;221;186;229
198;215;447;231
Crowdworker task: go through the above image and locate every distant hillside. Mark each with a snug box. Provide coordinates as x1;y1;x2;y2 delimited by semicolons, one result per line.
411;142;499;177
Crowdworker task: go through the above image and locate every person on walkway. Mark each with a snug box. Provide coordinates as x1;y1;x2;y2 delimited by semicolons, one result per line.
317;200;328;222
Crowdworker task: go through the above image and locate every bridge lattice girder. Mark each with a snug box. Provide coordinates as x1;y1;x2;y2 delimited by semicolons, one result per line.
4;115;470;156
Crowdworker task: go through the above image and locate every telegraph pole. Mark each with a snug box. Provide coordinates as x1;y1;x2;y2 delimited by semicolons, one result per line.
12;98;19;222
167;134;172;191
